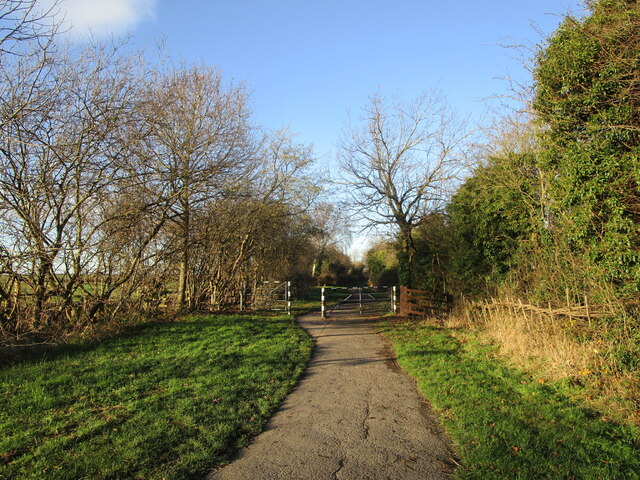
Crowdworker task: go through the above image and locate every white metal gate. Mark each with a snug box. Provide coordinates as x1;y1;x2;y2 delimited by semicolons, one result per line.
251;281;291;314
321;286;396;318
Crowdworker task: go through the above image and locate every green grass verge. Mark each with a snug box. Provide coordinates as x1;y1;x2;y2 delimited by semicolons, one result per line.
1;313;313;479
290;291;322;316
379;317;639;479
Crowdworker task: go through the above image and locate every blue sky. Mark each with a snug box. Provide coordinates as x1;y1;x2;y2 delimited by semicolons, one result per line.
55;0;586;257
57;0;586;165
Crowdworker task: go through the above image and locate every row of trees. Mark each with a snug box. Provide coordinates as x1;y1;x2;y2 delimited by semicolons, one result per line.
0;2;327;342
352;0;639;317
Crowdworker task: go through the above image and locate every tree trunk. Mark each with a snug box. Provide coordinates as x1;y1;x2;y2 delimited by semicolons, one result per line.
398;227;416;288
177;209;190;309
34;252;52;327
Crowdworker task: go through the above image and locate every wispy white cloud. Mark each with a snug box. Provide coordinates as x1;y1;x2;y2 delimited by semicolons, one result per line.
53;0;157;38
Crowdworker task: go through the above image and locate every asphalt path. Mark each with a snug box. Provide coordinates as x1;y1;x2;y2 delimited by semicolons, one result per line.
207;311;456;480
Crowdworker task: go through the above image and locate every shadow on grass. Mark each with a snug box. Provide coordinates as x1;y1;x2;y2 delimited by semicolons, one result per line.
1;312;313;480
381;321;640;480
0;314;294;368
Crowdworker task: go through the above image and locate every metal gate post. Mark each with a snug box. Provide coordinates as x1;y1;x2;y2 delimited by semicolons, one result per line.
392;286;397;314
321;287;326;318
358;287;362;315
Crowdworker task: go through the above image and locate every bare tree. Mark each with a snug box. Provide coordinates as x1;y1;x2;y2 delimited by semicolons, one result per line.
137;64;256;309
339;90;470;286
0;0;62;135
0;8;323;338
0;0;59;56
187;129;319;310
0;23;323;340
0;41;157;335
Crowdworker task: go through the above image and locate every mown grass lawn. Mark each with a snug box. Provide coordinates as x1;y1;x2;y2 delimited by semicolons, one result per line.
380;317;640;480
1;313;313;480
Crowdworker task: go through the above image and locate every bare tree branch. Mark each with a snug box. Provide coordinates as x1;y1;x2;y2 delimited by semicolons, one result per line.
338;90;471;286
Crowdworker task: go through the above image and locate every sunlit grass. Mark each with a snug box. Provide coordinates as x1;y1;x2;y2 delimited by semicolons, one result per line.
0;313;313;479
380;317;639;479
290;288;322;315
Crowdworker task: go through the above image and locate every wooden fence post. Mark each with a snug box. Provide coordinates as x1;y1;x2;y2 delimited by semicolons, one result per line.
565;288;572;323
397;286;448;317
584;294;591;328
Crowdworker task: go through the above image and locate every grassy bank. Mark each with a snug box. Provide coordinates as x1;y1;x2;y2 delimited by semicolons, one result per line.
380;317;639;479
1;313;313;480
290;288;322;315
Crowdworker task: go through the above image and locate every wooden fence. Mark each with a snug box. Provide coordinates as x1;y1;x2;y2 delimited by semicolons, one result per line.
399;286;448;317
395;285;619;327
476;293;617;328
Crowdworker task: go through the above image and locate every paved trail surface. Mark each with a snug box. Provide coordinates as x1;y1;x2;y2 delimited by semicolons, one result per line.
207;312;456;480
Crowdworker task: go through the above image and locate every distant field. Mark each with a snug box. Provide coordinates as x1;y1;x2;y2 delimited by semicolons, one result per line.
0;313;313;480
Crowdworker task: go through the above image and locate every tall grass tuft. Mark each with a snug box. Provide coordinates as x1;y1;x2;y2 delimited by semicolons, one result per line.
449;297;640;428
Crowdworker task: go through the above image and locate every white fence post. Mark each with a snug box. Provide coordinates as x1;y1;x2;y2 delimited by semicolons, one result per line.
392;286;397;314
321;287;326;318
286;281;291;315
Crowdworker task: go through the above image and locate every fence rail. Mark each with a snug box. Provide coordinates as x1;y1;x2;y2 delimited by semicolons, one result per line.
475;294;617;328
321;286;394;318
399;286;448;317
319;286;451;318
250;281;291;314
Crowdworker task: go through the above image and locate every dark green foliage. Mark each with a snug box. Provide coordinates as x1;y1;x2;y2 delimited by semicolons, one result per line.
440;0;640;305
365;241;399;287
447;154;539;296
412;213;454;296
533;0;640;297
396;248;411;288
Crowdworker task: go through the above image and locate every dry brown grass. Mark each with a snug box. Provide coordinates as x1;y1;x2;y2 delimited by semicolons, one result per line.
447;298;640;428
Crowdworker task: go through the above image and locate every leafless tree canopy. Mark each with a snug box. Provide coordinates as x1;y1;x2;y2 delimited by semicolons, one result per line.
0;0;58;55
340;91;468;228
0;21;327;343
339;91;470;285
